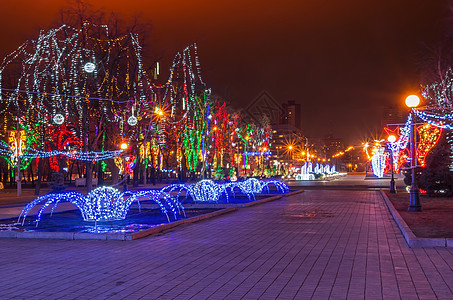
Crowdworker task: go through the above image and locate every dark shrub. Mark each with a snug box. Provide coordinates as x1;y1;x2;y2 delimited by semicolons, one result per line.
418;134;453;196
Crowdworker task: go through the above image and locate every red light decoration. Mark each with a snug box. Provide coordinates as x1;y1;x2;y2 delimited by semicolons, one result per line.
416;124;442;167
383;126;401;138
46;124;82;172
125;156;135;175
383;124;442;171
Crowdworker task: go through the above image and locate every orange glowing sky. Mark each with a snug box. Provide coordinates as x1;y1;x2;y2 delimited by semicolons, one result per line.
0;0;448;144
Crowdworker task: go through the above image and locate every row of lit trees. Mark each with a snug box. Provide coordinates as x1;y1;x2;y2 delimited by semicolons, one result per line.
0;14;275;193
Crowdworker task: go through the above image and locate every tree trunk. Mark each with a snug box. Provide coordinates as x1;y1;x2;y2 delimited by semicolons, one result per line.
105;159;119;184
86;161;92;192
98;162;104;185
133;148;140;187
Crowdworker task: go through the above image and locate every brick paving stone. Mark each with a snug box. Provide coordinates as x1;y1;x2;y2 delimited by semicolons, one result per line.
1;190;453;299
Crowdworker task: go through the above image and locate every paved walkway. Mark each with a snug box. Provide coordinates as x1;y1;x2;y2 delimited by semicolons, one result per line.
1;190;453;299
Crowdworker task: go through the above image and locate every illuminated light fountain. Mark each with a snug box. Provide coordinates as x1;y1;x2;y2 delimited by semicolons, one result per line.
259;180;290;193
300;163;308;175
163;178;289;203
240;178;262;194
224;179;257;200
126;190;185;222
18;186;180;225
163;179;229;203
295;162;339;180
226;178;289;199
314;163;321;174
19;191;88;225
295;162;315;180
190;180;228;202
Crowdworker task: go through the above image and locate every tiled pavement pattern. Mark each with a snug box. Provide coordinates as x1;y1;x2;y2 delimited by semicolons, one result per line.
1;190;453;299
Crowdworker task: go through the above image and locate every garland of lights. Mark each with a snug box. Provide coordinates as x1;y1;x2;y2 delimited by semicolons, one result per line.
422;70;453;170
415;110;453;129
0;22;152;169
422;68;453;108
0;21;274;179
0;143;123;161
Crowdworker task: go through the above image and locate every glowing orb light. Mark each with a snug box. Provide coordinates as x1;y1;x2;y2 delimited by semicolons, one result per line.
405;95;420;108
83;62;96;73
127;115;138;126
120;142;128;150
53;114;65;124
388;135;397;143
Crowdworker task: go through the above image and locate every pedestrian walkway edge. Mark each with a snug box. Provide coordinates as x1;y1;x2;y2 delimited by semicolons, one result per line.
242;189;303;208
286;189;305;196
380;190;452;248
130;206;239;240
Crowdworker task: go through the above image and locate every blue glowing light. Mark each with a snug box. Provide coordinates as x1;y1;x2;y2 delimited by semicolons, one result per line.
163;179;229;203
163;178;288;203
129;190;185;221
18;186;180;225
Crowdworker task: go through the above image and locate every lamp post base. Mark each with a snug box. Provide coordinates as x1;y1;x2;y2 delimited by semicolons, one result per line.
390;179;396;193
408;188;422;212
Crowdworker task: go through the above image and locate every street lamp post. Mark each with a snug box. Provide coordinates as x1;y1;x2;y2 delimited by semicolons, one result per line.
387;135;397;193
406;95;422;212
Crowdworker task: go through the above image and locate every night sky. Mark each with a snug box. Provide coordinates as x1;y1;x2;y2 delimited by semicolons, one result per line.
0;0;449;145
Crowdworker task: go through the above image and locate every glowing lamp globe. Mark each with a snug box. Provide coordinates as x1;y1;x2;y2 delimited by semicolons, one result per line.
127;115;138;126
120;143;128;150
405;95;420;108
387;135;397;143
53;113;65;125
154;107;164;117
83;62;96;73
